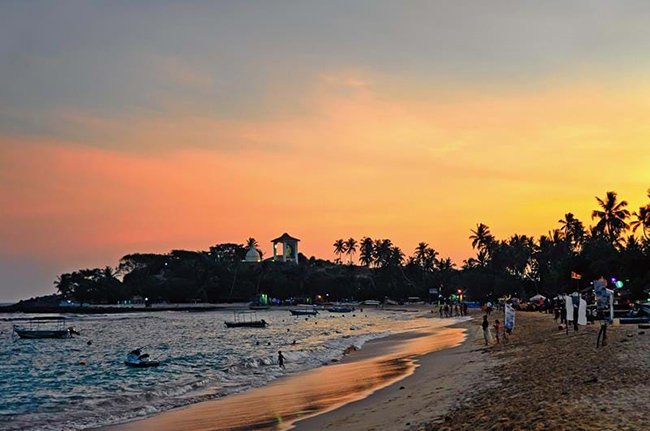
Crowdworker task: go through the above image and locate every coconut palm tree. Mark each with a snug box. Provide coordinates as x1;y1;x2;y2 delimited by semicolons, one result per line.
246;237;258;249
414;242;429;267
592;191;630;245
373;239;393;268
469;223;494;253
344;237;358;264
389;246;405;266
631;206;650;239
558;213;585;249
359;237;374;266
436;257;456;273
424;247;439;271
333;239;347;264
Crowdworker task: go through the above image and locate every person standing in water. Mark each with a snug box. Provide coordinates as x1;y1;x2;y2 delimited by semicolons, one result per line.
278;351;286;369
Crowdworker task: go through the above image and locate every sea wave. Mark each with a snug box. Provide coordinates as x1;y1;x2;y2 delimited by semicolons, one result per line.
1;308;438;431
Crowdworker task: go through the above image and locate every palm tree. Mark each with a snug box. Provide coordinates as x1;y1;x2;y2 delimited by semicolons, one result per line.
389;246;405;266
333;239;347;264
436;257;456;272
631;206;650;239
424;247;439;271
469;223;494;253
592;191;630;245
344;238;358;264
414;242;430;268
558;213;585;249
373;239;393;268
246;237;258;249
359;237;374;266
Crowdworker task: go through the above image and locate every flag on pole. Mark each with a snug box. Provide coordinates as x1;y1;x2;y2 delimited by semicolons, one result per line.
571;272;582;280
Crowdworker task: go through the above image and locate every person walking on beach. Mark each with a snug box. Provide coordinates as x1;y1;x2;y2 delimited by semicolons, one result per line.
482;315;492;345
493;319;501;344
278;351;286;369
439;305;444;319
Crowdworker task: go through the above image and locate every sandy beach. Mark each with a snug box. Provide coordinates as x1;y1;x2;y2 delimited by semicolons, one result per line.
422;312;650;431
97;313;481;431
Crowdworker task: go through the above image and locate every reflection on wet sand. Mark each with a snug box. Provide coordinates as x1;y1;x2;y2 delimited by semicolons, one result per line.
103;327;466;431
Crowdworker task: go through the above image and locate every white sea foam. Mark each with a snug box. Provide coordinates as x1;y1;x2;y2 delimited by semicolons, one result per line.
0;309;442;431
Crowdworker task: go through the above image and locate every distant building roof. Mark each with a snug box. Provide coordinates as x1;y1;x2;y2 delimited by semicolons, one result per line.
271;233;300;243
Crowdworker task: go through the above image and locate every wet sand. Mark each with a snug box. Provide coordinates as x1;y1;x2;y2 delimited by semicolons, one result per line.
99;316;478;431
292;319;485;431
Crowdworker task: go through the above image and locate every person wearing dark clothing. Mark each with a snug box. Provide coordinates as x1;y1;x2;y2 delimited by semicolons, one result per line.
482;315;492;345
278;351;286;369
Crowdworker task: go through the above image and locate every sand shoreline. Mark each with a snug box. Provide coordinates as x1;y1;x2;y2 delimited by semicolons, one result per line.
291;315;486;431
424;311;650;431
96;313;482;431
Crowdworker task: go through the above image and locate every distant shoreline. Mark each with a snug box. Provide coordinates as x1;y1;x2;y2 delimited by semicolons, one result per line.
0;303;253;314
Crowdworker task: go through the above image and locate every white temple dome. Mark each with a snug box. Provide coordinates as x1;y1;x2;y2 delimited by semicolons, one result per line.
245;246;261;262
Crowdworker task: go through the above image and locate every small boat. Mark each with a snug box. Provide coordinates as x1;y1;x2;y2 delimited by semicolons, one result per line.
327;306;355;313
124;349;160;368
225;311;269;328
12;317;75;339
289;309;318;316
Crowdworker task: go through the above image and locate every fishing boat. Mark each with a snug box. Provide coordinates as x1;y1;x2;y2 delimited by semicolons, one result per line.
289;309;318;316
124;349;160;368
326;306;355;313
12;317;75;339
225;311;269;328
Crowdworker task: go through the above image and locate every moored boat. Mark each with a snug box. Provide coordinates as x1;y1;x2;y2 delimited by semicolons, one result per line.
289;309;318;316
12;317;75;339
225;311;269;328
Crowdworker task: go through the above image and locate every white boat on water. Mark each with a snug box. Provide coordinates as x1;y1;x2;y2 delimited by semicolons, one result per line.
12;317;77;339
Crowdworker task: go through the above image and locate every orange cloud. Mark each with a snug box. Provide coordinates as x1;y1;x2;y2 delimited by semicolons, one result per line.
1;73;650;274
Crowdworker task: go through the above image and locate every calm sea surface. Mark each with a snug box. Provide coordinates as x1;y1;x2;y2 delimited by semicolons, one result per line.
0;308;438;431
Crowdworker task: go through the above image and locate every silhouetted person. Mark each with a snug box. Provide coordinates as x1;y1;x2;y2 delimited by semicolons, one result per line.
482;315;492;346
278;350;286;369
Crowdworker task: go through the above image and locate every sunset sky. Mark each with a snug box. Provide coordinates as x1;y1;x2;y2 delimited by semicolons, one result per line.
2;1;650;301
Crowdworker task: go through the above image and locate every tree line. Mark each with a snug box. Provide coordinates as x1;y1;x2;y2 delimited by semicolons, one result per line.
54;189;650;304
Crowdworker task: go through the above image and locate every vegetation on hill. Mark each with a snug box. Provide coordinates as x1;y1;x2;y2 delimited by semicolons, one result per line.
53;190;650;304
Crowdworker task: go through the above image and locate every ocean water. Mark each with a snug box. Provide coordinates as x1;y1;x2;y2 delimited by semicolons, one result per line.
0;308;436;431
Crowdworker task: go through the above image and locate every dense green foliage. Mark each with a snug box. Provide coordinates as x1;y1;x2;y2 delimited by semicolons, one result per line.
55;190;650;304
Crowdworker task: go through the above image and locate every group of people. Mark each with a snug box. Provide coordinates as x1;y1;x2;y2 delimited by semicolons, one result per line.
482;315;508;345
438;302;469;318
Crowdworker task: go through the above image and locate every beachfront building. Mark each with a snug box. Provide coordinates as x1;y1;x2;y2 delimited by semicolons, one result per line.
272;233;300;264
